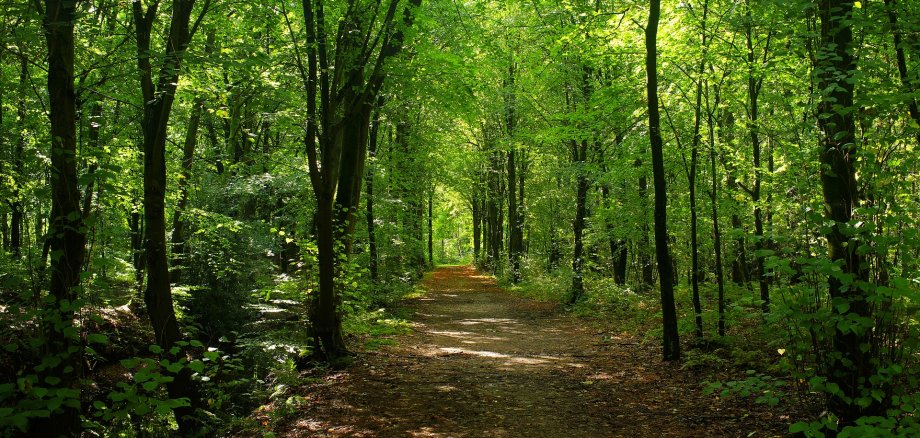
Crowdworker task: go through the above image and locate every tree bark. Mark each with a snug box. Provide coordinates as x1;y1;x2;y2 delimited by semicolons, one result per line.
745;4;770;312
428;190;434;266
646;0;680;361
133;0;205;431
708;83;727;336
570;140;589;304
816;0;876;425
34;1;87;434
637;159;654;287
366;104;382;281
169;97;203;284
298;0;423;359
688;0;708;338
506;62;523;283
10;55;28;259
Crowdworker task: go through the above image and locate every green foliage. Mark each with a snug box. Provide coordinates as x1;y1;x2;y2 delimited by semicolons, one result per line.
703;371;786;407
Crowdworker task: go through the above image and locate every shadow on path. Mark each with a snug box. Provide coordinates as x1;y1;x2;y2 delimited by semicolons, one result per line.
278;266;795;437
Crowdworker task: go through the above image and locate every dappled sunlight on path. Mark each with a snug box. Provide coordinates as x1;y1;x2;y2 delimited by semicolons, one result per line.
275;266;795;437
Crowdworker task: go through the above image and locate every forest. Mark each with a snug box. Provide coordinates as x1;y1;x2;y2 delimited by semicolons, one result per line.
1;0;918;436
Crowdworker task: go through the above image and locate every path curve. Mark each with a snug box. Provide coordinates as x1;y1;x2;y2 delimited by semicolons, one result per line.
280;266;793;437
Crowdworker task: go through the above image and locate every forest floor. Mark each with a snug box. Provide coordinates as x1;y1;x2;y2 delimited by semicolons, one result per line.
266;266;807;437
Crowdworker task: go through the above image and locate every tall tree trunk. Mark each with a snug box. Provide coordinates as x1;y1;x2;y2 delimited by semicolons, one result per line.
428;190;434;266
637;159;654;287
472;193;481;262
298;0;423;359
688;0;708;339
366;105;381;281
0;62;6;252
570;140;589;304
487;149;503;273
646;0;680;361
169;97;204;284
745;3;771;312
81;102;103;274
506;62;523;283
518;149;527;256
508;145;520;281
133;0;204;431
708;85;727;337
171;29;214;284
816;0;876;425
130;206;145;296
33;1;87;434
11;55;28;259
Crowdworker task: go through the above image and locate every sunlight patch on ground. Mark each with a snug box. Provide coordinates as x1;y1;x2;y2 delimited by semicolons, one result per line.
426;329;506;342
457;318;519;326
440;347;509;358
505;356;551;365
409;426;446;437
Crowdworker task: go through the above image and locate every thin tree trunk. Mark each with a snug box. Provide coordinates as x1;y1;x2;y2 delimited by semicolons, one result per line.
708;84;727;337
506;62;523;282
428;190;434;266
169;97;203;284
688;0;709;339
745;4;770;312
637;159;654;287
366;104;381;281
472;193;481;262
570;148;589;304
647;0;680;361
11;55;28;258
0;61;6;251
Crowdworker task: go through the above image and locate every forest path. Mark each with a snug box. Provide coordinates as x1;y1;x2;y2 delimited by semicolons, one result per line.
279;266;789;437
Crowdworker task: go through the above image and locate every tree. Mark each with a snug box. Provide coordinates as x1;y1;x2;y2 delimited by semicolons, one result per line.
133;0;210;430
815;0;876;425
646;0;680;361
33;1;87;434
290;0;423;358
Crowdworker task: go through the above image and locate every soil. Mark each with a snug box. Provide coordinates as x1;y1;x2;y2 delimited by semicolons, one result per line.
270;266;806;437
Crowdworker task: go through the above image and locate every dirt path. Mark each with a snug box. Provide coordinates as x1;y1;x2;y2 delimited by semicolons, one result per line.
279;266;795;437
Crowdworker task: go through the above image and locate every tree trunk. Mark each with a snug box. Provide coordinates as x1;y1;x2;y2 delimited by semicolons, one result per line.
816;0;876;425
130;207;145;295
366;105;381;281
637;159;654;287
170;97;204;284
472;193;481;262
487;149;503;273
688;0;708;338
708;85;727;337
647;0;680;361
506;63;523;282
134;0;203;431
746;8;770;312
300;0;423;360
10;55;28;259
570;140;589;304
428;189;434;266
33;1;87;434
0;64;5;252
